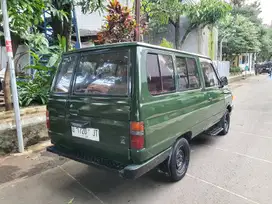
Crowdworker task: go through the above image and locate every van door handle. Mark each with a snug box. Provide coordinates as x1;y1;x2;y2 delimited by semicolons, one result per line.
70;109;79;116
70;112;78;116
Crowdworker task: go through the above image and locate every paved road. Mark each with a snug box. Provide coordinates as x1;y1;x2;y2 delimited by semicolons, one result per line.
1;75;272;204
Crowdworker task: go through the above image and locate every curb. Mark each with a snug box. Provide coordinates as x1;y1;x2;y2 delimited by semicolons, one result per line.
229;74;253;83
11;140;51;156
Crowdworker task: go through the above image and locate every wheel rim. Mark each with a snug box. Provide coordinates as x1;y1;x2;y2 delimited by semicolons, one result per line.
176;147;187;174
224;114;230;132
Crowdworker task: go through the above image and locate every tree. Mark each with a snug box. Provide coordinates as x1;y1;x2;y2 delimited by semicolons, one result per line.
183;0;231;47
144;0;231;49
257;28;272;61
0;0;64;110
230;0;245;7
218;14;261;61
142;0;184;49
231;1;262;25
219;1;264;63
50;0;105;49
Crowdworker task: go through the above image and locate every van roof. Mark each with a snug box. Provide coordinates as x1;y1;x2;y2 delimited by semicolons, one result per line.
65;42;211;60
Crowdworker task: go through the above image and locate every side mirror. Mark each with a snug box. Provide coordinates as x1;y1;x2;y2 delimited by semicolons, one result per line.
220;76;228;87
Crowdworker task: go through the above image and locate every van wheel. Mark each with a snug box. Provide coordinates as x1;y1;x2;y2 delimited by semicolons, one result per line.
168;138;190;182
219;110;230;135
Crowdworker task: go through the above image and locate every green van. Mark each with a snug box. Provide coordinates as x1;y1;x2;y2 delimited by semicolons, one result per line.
47;42;233;182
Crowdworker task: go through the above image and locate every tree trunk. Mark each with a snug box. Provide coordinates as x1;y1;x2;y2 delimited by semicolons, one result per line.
4;62;12;111
180;28;193;49
50;2;72;49
11;33;21;75
174;20;181;50
3;33;20;111
63;4;72;50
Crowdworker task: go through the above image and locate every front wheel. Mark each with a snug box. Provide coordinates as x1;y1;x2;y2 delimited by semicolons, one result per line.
168;138;190;182
219;110;230;135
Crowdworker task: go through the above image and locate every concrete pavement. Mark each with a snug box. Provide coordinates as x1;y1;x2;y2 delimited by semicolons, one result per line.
0;75;271;204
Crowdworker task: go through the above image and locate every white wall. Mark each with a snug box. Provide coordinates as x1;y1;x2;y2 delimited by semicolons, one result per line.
0;45;30;78
75;0;132;31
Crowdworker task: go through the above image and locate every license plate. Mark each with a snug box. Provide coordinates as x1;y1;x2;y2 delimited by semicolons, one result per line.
71;126;99;141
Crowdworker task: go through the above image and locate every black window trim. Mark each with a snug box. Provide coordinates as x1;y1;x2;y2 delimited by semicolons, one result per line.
146;52;176;96
71;48;131;97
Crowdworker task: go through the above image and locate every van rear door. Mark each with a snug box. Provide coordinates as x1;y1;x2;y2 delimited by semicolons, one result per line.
48;54;78;142
67;49;131;163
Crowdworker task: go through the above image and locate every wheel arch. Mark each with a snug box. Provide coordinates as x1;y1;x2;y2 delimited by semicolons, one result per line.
176;131;192;142
227;104;232;113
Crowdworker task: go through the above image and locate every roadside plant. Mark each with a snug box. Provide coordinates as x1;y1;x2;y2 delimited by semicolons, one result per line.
18;35;67;107
95;0;147;44
159;38;174;48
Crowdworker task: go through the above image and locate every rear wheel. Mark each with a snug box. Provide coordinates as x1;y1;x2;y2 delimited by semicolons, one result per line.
219;110;230;135
168;138;190;182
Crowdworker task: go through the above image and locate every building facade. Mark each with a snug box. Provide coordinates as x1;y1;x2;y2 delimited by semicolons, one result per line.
74;0;219;59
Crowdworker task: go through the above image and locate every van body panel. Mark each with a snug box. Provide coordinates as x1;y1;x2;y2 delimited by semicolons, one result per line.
47;42;233;176
66;96;131;163
134;47;214;161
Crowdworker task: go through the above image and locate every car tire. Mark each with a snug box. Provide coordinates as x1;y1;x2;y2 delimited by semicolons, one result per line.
168;138;190;182
219;110;230;136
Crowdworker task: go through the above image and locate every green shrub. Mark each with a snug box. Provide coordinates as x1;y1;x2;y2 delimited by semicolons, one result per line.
18;35;66;107
18;73;52;106
230;66;242;73
159;38;174;49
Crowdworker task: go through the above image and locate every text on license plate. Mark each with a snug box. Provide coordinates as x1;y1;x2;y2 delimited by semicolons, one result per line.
71;126;99;141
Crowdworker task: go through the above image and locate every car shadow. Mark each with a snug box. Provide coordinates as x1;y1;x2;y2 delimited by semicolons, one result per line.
190;134;219;148
42;135;221;203
50;163;176;204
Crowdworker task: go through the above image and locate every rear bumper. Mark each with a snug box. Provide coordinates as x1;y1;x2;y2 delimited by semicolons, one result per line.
47;145;172;179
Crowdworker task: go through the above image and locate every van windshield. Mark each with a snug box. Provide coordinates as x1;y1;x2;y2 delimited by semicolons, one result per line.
73;50;130;96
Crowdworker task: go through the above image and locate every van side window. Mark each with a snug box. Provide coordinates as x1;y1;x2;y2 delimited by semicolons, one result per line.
200;59;219;87
158;55;175;93
53;55;77;93
146;53;175;95
186;58;200;89
176;57;189;90
146;54;162;95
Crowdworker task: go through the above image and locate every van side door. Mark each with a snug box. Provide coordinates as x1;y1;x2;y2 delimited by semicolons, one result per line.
199;58;225;126
175;55;210;136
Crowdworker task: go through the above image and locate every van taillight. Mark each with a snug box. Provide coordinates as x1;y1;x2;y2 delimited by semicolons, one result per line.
130;122;144;150
46;110;50;129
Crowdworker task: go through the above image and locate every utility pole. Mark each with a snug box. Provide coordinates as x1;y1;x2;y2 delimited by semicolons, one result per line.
219;35;228;61
1;0;24;152
72;2;81;49
134;0;141;42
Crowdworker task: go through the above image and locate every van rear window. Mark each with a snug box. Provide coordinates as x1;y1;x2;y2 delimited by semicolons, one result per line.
53;55;77;93
73;50;129;95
